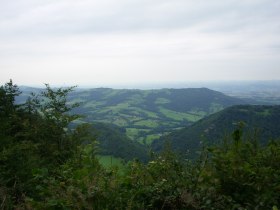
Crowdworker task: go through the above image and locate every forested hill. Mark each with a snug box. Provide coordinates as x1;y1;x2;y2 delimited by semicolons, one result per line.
72;88;245;137
19;87;246;143
152;105;280;156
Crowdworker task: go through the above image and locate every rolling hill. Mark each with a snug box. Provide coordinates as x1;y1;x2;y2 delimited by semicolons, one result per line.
68;88;245;144
18;87;246;145
152;105;280;157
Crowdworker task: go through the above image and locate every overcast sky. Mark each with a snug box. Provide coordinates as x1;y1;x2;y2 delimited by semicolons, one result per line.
1;0;280;86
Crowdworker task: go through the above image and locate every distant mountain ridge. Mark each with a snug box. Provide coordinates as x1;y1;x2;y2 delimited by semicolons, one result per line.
69;87;245;143
18;87;246;144
152;105;280;157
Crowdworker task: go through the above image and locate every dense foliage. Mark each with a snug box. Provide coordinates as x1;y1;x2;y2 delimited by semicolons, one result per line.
1;81;279;209
0;80;89;208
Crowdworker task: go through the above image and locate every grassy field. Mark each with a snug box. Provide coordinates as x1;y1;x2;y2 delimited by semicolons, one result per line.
209;103;224;113
257;109;271;116
142;134;162;145
132;107;159;118
155;97;170;104
134;119;159;128
84;101;105;109
85;105;221;144
159;107;202;122
126;128;150;140
97;155;126;172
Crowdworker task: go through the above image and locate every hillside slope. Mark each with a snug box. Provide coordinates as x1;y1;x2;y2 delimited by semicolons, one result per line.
152;105;280;157
89;122;149;162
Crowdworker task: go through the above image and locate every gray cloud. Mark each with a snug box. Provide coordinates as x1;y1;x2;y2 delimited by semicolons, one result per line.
0;0;280;85
1;0;279;35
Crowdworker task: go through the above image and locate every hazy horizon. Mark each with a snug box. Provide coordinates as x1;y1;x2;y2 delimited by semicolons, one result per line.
14;80;280;90
1;0;280;85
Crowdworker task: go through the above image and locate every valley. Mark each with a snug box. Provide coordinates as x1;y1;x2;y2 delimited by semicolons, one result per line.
69;88;245;144
18;84;280;161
